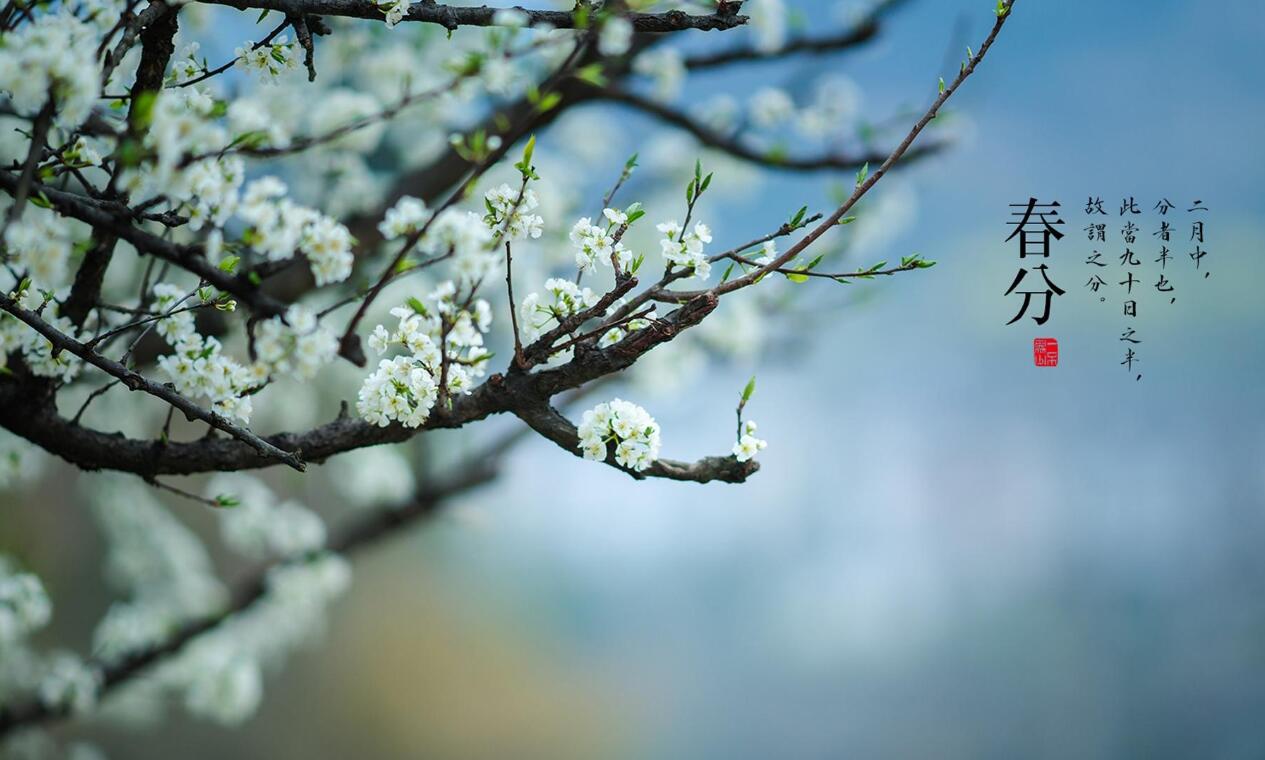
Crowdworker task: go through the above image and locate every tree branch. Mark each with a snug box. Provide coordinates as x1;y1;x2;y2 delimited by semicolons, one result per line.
515;401;757;483
0;452;501;736
196;0;747;32
0;292;306;471
591;86;939;172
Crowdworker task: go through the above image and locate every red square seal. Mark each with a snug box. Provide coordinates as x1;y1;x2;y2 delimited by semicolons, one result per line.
1033;337;1059;367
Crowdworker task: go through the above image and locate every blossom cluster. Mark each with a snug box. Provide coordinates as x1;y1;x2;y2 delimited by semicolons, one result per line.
577;399;662;472
3;206;75;288
239;177;356;286
254;305;340;382
383;201;499;286
206;474;327;559
155;297;259;422
0;565;51;642
733;419;768;462
656;219;713;279
37;653;101;714
235;36;301;83
0;12;100;128
484;183;544;241
570;208;633;272
519;277;600;341
378;195;432;240
0;291;84;383
358;284;493;427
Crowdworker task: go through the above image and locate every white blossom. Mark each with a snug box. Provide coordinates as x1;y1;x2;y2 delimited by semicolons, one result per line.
577;399;662;472
733;419;768;462
519;277;600;341
235;37;300;83
182;645;263;726
357;286;493;425
0;13;101;128
379;0;411;27
598;16;633;56
484;184;544;241
749;0;787;53
38;654;101;714
378;195;432;240
656;219;713;279
0;568;51;642
570;214;632;272
633;48;686;101
749;86;796;128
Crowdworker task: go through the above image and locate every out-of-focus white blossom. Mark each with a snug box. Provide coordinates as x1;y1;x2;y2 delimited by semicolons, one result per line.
38;654;101;714
0;567;51;642
598;16;633;56
633;48;686;101
749;87;796;129
749;0;787;52
0;12;101;128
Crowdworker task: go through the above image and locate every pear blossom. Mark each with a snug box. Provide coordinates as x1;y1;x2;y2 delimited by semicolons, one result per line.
236;37;300;82
578;399;662;472
733;419;768;462
484;184;544;241
519;278;600;341
657;219;713;279
378;195;432;240
598;16;633;56
0;568;52;641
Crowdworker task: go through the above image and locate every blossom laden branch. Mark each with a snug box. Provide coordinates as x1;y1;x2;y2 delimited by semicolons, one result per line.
197;0;748;32
0;292;306;471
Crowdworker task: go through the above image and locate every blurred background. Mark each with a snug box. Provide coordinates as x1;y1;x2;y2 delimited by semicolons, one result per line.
5;0;1265;757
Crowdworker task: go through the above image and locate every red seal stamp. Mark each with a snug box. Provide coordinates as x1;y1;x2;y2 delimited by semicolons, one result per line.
1033;337;1059;367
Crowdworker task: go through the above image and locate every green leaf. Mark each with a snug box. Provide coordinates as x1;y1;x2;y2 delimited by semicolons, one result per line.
406;296;429;316
855;162;869;187
218;255;240;273
576;63;607;86
838;216;857;225
938;77;945;94
741;376;756;402
214;494;241;508
789;205;807;228
995;0;1009;17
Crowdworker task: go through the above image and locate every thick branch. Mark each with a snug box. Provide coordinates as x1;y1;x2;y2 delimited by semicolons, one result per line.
196;0;747;31
0;293;720;476
0;293;305;471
